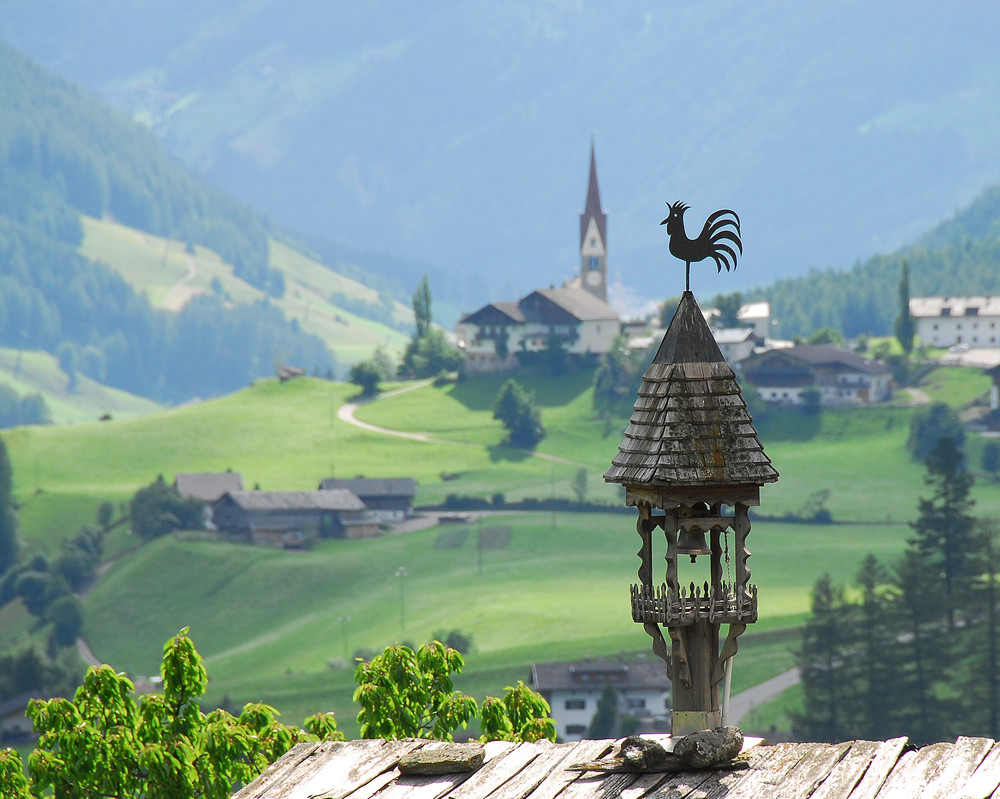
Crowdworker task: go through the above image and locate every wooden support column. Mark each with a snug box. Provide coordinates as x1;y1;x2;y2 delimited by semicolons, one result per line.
671;619;721;736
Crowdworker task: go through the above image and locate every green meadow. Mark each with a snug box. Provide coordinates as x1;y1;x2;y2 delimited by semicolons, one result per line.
4;366;999;735
79;216;410;367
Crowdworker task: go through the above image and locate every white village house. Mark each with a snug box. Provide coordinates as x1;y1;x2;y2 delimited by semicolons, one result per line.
739;344;892;406
457;145;620;374
458;288;619;374
910;295;1000;349
530;657;670;742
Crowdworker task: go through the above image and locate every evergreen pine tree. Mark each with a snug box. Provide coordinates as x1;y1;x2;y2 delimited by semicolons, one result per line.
895;260;915;354
792;574;860;742
909;437;979;629
0;435;19;576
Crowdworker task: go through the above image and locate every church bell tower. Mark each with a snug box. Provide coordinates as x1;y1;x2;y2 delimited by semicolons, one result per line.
579;143;608;302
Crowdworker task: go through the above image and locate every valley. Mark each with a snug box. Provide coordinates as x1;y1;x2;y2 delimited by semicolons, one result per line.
3;366;997;737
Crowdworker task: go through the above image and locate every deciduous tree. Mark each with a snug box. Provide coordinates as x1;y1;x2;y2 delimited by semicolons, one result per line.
493;379;545;449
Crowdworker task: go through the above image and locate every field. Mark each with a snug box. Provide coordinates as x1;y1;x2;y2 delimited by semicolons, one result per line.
4;366;999;736
79;216;411;367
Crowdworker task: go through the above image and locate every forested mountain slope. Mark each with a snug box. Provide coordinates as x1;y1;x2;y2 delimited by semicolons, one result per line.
744;186;1000;340
0;41;407;403
4;2;1000;303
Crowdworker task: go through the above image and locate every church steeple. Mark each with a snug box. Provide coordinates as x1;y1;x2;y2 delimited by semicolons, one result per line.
579;142;608;301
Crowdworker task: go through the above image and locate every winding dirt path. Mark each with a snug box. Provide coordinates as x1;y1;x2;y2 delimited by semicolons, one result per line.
336;381;580;465
161;252;201;311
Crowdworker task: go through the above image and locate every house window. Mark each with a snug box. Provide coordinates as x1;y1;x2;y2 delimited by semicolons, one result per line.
626;698;646;710
566;725;587;736
565;699;586;710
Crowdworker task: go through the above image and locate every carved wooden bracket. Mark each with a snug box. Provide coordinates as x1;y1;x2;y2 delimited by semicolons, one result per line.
643;622;673;683
711;623;747;686
666;625;692;688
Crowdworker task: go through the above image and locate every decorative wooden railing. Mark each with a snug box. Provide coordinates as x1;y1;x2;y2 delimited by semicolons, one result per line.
630;582;758;626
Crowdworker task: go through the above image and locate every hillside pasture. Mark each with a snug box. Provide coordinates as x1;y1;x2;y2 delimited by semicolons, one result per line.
0;347;161;425
81;512;908;732
915;365;992;407
79;217;410;369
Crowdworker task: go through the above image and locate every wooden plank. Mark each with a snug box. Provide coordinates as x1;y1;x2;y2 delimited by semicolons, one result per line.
871;741;952;799
809;741;884;799
699;744;804;799
233;741;324;799
457;741;583;799
772;742;853;799
523;739;616;799
921;737;995;799
556;768;642;799
964;742;1000;799
284;740;422;799
340;768;401;799
845;737;909;799
619;769;717;799
445;740;536;798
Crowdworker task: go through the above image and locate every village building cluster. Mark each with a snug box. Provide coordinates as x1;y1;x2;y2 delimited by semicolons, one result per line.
455;146;898;410
173;472;417;548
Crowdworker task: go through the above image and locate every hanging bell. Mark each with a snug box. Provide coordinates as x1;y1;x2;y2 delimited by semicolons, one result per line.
677;526;711;562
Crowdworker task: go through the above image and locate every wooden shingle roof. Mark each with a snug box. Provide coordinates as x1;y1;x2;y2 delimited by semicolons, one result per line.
232;734;1000;799
604;291;778;491
220;489;366;512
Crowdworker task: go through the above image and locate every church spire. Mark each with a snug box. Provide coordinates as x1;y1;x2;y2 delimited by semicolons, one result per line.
579;143;608;301
580;142;607;249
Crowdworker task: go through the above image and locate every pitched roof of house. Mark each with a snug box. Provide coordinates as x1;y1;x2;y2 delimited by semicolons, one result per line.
174;472;244;502
233;734;1000;799
459;301;526;326
319;477;418;498
604;291;778;492
460;288;618;329
580;143;607;248
713;327;755;345
528;288;618;322
910;295;1000;318
531;658;669;693
218;489;366;512
747;344;890;375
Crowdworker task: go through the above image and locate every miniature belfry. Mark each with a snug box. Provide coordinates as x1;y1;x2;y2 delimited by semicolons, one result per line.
604;290;779;736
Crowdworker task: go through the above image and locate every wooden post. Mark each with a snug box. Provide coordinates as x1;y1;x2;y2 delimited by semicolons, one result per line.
671;619;721;735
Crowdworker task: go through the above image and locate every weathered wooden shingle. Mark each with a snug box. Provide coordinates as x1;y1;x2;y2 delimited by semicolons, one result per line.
604;291;778;491
233;736;1000;799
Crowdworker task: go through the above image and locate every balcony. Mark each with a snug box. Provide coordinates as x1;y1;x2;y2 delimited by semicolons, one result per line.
630;582;758;626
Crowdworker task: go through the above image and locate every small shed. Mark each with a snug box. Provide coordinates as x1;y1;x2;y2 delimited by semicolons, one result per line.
319;478;418;522
232;734;1000;799
211;490;380;546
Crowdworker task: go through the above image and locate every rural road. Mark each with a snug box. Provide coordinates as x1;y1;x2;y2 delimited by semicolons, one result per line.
336;381;580;465
727;667;801;727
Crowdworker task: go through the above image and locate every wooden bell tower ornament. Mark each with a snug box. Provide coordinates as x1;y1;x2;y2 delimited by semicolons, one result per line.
604;290;779;736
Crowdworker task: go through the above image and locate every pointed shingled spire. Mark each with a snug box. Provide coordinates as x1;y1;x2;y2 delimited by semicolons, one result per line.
580;142;607;249
604;291;778;492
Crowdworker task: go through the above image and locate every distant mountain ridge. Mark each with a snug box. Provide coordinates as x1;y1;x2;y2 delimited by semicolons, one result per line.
4;2;1000;303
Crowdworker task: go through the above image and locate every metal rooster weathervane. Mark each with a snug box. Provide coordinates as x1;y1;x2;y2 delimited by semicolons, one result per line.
661;202;742;292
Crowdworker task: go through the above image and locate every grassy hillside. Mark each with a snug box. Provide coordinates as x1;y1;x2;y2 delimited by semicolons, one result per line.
0;347;160;425
5;368;999;734
80;216;411;366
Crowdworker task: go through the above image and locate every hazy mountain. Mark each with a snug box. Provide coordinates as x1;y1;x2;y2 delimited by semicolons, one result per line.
4;2;1000;310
